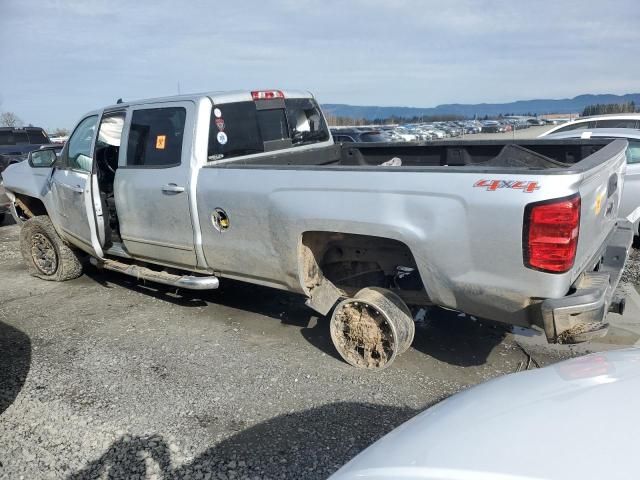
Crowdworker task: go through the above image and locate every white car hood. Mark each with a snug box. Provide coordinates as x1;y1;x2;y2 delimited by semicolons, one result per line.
331;348;640;480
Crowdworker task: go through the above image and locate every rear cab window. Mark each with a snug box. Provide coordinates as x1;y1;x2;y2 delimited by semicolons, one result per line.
207;94;329;162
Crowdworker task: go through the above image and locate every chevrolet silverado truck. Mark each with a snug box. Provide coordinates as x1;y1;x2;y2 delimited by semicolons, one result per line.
2;89;635;369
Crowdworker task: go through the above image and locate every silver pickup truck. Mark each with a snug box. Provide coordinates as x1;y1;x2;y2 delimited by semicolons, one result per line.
2;89;634;369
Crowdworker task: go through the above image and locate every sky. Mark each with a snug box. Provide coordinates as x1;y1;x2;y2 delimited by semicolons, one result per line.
1;0;639;129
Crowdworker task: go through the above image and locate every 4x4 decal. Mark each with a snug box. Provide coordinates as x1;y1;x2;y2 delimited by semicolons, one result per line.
474;179;540;193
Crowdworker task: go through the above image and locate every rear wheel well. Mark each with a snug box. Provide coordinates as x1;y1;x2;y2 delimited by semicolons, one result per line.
300;231;429;314
14;194;48;220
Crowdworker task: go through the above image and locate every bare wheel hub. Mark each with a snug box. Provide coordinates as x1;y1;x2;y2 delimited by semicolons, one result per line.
31;232;57;275
330;287;415;369
333;302;394;368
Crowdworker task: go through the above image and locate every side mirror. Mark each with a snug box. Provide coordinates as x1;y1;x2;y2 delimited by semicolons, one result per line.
28;148;58;168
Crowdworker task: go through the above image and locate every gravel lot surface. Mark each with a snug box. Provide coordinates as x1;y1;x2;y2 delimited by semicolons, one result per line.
0;211;625;479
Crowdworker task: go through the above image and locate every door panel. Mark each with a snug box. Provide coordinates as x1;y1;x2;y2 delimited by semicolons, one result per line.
51;115;99;250
115;102;197;268
52;169;92;246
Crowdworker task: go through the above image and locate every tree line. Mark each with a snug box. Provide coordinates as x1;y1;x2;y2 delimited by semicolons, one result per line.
582;101;637;116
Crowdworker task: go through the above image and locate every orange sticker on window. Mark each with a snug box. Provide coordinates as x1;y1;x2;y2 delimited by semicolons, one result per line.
156;135;166;149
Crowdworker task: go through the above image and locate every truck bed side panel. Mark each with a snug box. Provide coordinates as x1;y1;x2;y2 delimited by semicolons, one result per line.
196;167;591;325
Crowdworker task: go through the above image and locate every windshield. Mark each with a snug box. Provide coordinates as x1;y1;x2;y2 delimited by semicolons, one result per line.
207;97;329;161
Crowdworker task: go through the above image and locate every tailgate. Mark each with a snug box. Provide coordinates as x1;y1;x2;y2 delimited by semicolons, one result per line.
572;138;628;279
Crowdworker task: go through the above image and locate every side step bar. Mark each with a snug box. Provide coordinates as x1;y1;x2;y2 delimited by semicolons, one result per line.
90;258;220;290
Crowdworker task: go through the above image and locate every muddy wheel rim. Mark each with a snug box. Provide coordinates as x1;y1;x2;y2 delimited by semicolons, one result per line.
31;232;58;275
331;301;396;369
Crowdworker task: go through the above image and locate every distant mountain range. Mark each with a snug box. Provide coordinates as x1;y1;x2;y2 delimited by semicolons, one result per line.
321;93;640;119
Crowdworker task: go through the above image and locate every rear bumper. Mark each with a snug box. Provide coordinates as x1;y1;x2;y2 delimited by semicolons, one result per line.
541;221;634;343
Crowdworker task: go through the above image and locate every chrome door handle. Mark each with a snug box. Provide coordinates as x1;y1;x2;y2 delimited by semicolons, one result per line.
162;183;185;194
70;185;84;194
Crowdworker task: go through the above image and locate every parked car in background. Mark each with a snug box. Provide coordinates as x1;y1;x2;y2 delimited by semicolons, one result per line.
48;135;69;144
540;113;640;137
481;120;501;132
331;348;640;480
330;128;390;143
461;123;481;134
545;127;640;236
422;126;446;139
544;118;567;125
391;126;419;141
527;117;546;126
498;121;511;132
0;127;52;156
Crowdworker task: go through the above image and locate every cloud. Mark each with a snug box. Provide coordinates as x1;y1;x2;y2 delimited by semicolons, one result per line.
0;0;638;128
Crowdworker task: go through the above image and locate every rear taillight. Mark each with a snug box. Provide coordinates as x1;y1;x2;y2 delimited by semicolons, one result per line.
251;90;284;101
524;194;580;273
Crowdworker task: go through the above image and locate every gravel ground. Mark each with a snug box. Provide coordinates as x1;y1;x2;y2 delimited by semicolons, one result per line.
0;215;609;479
622;246;640;285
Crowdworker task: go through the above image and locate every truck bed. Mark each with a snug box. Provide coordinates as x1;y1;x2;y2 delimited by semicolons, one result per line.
212;138;616;172
197;138;628;330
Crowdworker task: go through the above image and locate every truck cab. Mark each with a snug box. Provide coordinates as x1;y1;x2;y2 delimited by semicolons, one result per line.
6;90;332;269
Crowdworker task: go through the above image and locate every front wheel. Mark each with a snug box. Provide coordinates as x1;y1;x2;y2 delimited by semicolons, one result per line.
20;216;83;281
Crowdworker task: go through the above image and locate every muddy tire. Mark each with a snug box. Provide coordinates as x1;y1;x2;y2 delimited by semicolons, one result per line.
20;215;83;281
330;287;415;369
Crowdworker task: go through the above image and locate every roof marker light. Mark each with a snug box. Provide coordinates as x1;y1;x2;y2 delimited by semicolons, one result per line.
251;90;285;101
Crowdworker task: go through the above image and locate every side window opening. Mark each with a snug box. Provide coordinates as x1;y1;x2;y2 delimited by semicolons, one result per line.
95;112;126;186
95;111;126;246
126;107;186;167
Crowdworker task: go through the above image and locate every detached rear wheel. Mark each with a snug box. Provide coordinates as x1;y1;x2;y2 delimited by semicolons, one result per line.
20;216;83;281
330;287;415;369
